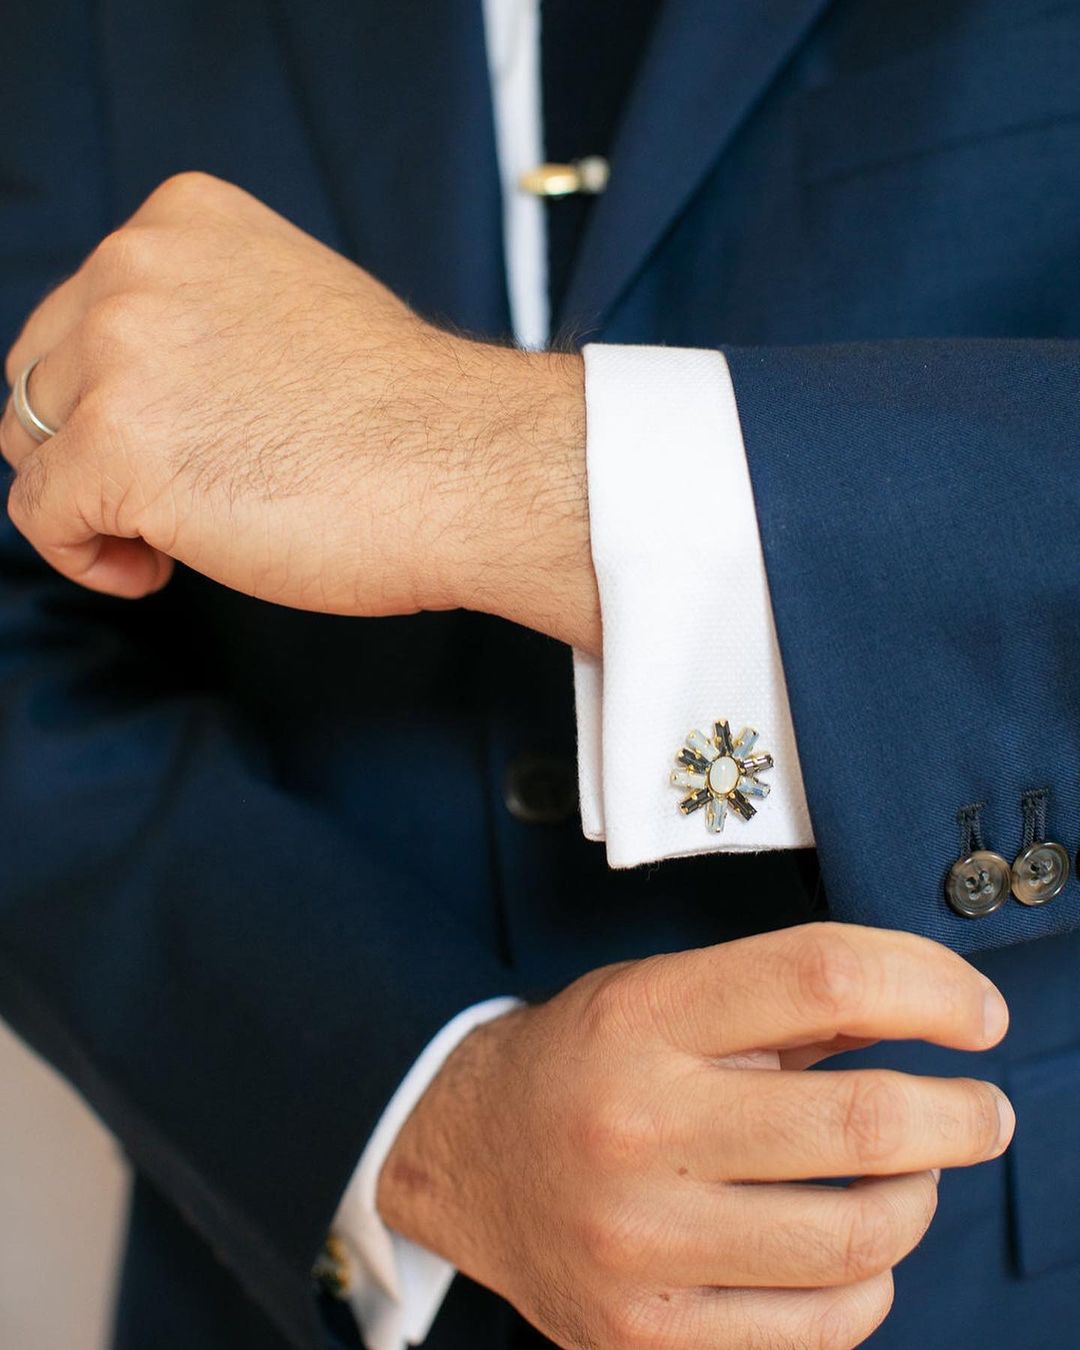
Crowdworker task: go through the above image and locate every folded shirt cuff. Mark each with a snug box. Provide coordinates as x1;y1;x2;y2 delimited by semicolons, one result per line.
574;343;814;867
331;997;522;1350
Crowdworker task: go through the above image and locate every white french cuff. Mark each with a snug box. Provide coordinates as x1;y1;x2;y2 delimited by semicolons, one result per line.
330;997;522;1350
574;343;814;867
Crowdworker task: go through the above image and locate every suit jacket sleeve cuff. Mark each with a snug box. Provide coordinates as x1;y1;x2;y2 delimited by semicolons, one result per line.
331;997;522;1350
574;343;815;867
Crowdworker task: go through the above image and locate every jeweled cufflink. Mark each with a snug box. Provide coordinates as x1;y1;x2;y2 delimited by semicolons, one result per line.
671;720;773;833
312;1234;353;1299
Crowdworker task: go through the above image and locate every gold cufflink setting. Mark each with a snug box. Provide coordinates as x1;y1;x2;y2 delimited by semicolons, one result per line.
946;790;1071;918
312;1234;353;1300
671;720;773;833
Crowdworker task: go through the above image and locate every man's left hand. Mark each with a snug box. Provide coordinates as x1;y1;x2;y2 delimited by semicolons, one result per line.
2;173;598;649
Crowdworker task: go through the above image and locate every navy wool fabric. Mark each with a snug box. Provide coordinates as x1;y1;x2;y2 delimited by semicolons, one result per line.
1;1;1080;1348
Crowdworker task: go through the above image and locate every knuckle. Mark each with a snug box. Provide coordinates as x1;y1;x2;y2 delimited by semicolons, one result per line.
80;294;149;359
792;926;867;1024
90;229;133;276
152;170;219;207
581;964;648;1044
838;1193;899;1283
75;386;121;438
839;1074;908;1171
810;1277;895;1350
583;1215;631;1274
580;972;626;1041
576;1100;628;1173
633;957;685;1042
572;1085;660;1178
596;1119;651;1175
596;1295;671;1350
960;1079;1004;1157
919;1176;940;1234
931;962;969;1021
811;1297;861;1350
872;1271;897;1331
578;1206;645;1277
812;1274;896;1350
589;952;699;1052
91;226;160;281
70;388;134;475
9;454;48;521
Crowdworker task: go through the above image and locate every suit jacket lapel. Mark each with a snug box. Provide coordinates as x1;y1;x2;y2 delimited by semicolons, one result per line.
559;0;832;336
269;0;510;338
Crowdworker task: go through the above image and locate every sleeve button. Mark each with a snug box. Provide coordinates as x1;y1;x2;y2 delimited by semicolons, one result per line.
1011;841;1070;905
504;752;578;825
946;851;1011;917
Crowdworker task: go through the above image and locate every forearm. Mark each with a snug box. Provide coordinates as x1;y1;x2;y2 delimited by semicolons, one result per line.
375;1004;531;1297
442;343;598;654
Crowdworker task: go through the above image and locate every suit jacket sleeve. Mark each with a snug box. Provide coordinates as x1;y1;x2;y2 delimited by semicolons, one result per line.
723;338;1080;956
0;515;517;1349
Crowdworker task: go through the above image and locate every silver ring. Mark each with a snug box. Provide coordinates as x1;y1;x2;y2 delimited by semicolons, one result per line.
12;359;58;444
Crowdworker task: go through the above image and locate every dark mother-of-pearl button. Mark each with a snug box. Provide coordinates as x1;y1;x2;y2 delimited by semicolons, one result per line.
946;850;1011;918
1011;841;1070;906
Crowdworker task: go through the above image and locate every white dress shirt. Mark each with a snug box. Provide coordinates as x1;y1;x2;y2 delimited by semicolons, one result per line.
331;2;813;1345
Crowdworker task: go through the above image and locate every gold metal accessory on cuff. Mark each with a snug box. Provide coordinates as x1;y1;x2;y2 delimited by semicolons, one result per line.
518;155;610;197
670;720;773;833
312;1234;353;1300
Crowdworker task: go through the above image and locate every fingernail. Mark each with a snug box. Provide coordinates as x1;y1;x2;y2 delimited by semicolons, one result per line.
983;988;1009;1044
931;1168;942;1184
993;1088;1016;1153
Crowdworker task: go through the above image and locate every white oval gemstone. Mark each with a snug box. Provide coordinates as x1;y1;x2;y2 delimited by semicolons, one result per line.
707;756;740;797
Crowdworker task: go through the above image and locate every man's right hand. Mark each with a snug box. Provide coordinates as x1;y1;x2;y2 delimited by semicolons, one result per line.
377;923;1013;1350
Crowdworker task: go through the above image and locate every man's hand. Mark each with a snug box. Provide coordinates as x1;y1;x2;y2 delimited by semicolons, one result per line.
1;173;598;649
378;923;1014;1350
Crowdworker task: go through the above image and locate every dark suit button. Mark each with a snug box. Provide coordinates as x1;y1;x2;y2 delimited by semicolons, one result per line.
504;752;578;825
946;851;1010;917
1011;841;1070;905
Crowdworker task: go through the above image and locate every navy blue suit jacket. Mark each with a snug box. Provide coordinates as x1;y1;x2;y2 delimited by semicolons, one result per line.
3;2;1080;1347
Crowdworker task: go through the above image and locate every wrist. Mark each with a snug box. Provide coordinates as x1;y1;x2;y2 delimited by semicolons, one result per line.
433;340;600;653
375;1004;528;1293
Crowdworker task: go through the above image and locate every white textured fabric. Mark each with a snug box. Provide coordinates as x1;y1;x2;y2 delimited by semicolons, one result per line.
573;652;606;840
332;998;521;1350
576;343;814;866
